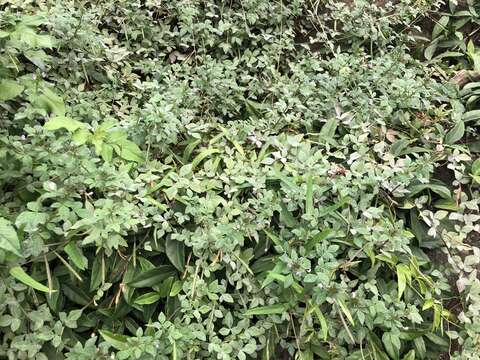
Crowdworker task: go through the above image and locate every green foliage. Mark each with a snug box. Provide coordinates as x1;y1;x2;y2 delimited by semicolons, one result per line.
0;1;479;359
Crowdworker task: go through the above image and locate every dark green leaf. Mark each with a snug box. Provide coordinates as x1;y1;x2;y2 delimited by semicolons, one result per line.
128;266;177;288
165;238;185;272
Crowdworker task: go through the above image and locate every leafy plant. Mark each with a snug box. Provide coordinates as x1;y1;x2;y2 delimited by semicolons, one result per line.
0;1;479;360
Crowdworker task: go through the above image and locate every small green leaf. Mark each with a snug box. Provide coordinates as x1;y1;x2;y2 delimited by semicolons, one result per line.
99;330;128;350
134;292;161;305
244;303;288;316
9;266;53;293
444;121;465;144
305;173;314;215
165;238;185;272
0;217;21;257
0;80;24;101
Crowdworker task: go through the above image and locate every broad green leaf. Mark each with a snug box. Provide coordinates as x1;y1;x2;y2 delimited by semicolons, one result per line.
432;16;449;39
320;118;338;139
463;110;480;122
0;80;24;101
444;121;464;144
33;88;65;115
310;304;328;341
422;298;434;311
472;159;480;176
99;330;128;350
390;139;413;157
119;140;144;162
90;256;103;291
15;211;48;232
263;230;285;252
305;229;331;252
100;144;113;162
434;199;460;211
425;332;448;347
64;243;88;270
128;266;176;288
396;264;411;300
165;238;185;272
169;280;183;296
9;266;53;293
280;202;298;228
382;332;400;360
0;217;21;257
424;42;438;60
243;303;288;316
402;350;415;360
44;117;84;132
19;15;45;27
409;183;451;199
134;292;161;305
414;337;426;359
191;148;220;170
72;128;91;145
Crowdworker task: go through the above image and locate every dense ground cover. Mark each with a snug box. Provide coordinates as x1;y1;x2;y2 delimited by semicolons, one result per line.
0;0;479;359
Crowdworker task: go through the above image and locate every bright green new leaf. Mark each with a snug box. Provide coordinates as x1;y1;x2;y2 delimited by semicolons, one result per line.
134;292;161;305
44;117;84;132
119;140;144;163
